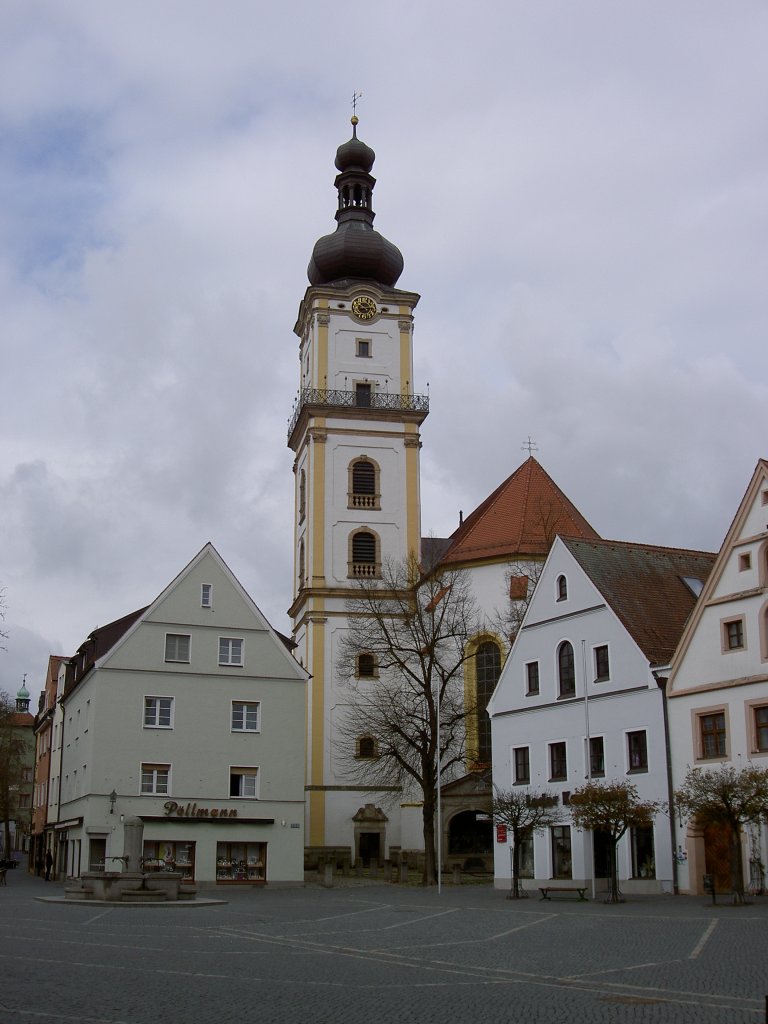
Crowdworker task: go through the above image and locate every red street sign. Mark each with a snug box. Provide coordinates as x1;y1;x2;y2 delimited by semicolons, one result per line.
495;824;507;844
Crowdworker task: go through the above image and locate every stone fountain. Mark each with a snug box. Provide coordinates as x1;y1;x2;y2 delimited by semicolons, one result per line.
65;817;196;903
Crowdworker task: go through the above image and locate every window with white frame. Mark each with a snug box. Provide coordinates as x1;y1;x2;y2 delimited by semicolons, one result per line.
231;701;260;732
556;575;568;601
514;746;530;784
525;661;540;695
219;638;244;666
141;763;170;795
627;730;648;772
201;583;213;608
594;645;610;682
229;767;258;798
165;634;190;663
144;696;174;729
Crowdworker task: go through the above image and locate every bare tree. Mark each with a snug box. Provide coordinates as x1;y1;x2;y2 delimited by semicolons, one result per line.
493;787;562;898
570;780;660;903
0;690;31;861
338;554;482;885
674;764;768;904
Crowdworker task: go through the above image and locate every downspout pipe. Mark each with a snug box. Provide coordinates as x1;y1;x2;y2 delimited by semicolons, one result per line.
654;670;679;895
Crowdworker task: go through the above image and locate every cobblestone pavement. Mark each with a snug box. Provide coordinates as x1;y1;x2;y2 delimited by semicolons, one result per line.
1;869;767;1023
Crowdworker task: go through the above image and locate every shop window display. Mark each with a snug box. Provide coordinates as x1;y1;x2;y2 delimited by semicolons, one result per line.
142;841;195;881
216;841;266;883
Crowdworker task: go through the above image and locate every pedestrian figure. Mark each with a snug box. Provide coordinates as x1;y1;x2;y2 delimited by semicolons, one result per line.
45;850;53;881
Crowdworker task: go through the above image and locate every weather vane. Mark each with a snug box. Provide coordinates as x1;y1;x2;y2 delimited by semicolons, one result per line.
521;436;539;456
351;91;363;118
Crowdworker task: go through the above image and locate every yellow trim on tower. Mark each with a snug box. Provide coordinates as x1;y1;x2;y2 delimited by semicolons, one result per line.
405;425;420;559
398;314;411;393
311;423;326;582
318;300;329;388
309;603;327;846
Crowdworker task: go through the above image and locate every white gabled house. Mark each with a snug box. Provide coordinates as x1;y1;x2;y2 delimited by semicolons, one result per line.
489;536;715;894
56;543;308;886
667;459;768;895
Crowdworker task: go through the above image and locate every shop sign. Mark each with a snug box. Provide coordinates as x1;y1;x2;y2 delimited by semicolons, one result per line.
495;824;507;843
164;801;238;819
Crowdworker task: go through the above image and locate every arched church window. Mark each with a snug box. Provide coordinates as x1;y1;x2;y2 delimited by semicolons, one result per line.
349;530;379;578
298;539;305;589
558;641;575;697
349;458;379;509
556;575;568;601
475;641;500;763
298;468;306;522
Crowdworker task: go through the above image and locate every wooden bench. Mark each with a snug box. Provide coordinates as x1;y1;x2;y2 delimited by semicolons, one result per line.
539;885;587;902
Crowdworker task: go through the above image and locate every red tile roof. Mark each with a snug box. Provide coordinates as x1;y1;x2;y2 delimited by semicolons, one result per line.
438;457;600;566
562;537;717;666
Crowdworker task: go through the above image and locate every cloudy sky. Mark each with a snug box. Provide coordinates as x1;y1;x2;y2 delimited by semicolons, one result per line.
2;1;766;700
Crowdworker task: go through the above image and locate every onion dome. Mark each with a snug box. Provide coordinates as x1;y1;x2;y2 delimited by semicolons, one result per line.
16;678;30;713
308;116;404;288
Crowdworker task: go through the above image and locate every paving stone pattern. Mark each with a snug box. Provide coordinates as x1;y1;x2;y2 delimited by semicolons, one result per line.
1;870;767;1023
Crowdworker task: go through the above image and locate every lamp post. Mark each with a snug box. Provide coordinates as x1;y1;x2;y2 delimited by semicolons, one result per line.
109;790;117;814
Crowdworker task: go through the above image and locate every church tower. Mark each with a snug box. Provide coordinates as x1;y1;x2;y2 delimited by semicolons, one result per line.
288;118;428;859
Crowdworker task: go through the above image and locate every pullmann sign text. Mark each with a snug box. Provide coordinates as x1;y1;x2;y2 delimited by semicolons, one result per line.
163;801;238;819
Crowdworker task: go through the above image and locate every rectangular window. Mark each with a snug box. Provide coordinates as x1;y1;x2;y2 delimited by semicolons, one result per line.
219;638;244;666
143;840;196;882
141;764;170;795
216;841;266;883
551;825;572;879
755;706;768;753
518;836;534;878
723;619;745;651
525;661;540;695
231;701;260;732
700;712;727;758
738;552;751;571
229;767;258;798
549;741;567;781
630;826;655;879
356;338;371;358
165;634;190;663
589;736;605;777
594;645;610;682
514;746;530;784
201;583;213;608
144;696;174;729
627;730;648;772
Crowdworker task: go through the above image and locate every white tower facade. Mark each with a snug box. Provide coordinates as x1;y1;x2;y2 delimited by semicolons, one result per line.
288;119;428;860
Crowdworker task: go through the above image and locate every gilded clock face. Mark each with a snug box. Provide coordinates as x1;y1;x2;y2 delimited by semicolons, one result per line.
351;295;377;321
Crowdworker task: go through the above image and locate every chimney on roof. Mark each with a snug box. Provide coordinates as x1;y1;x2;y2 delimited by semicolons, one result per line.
459;510;463;526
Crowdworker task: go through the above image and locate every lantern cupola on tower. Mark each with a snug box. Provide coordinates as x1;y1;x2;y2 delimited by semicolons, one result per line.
307;116;404;288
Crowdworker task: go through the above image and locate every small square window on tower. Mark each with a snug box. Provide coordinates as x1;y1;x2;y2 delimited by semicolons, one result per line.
356;338;372;358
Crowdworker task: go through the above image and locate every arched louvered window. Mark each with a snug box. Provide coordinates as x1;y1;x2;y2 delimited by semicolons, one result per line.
350;530;379;577
475;641;501;763
558;641;575;697
298;468;306;522
298;539;305;588
350;459;378;509
557;575;568;601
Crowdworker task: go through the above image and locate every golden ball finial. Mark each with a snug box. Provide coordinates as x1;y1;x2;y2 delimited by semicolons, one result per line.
351;114;359;126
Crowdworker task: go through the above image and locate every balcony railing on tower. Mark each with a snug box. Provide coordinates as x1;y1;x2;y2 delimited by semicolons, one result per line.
288;386;429;439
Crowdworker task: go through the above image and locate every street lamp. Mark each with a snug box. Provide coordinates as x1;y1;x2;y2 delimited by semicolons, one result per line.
109;790;117;814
